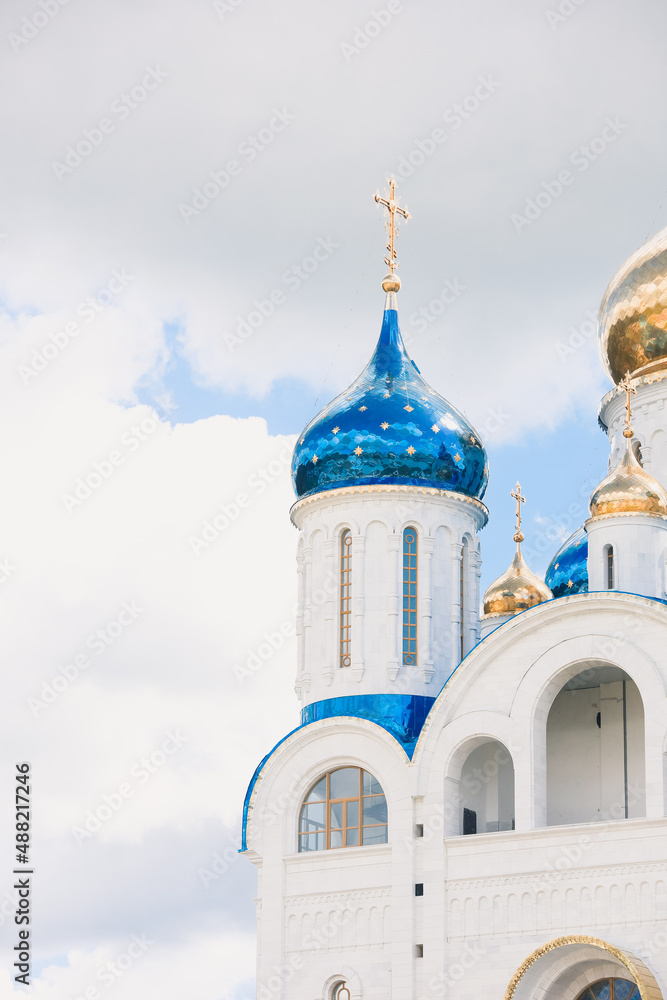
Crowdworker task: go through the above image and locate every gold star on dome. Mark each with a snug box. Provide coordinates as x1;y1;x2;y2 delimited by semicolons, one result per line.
567;579;573;588
554;562;559;570
404;404;414;412
332;426;340;434
431;424;440;433
406;445;416;455
359;405;367;411
384;392;391;398
354;446;363;456
381;422;389;430
312;455;318;464
454;452;461;461
300;438;305;445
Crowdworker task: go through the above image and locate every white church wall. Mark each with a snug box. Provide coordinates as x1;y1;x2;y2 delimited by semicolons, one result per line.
247;593;667;1000
364;519;388;681
290;487;486;707
600;377;667;486
626;679;647;818
586;514;667;599
431;523;453;679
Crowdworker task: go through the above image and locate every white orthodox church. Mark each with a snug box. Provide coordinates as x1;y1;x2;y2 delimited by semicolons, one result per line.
241;187;667;1000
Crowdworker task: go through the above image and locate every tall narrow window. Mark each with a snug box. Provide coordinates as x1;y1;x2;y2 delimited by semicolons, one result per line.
339;530;352;667
606;544;615;590
402;528;418;665
460;538;468;659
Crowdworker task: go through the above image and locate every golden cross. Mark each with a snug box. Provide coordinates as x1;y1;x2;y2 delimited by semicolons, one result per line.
510;481;525;542
619;370;637;436
374;178;410;274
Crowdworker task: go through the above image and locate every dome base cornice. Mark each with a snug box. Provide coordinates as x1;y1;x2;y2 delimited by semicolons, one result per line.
290;482;489;527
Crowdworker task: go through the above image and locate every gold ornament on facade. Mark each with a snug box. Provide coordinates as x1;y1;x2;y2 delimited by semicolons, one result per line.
599;224;667;384
482;482;552;618
589;373;667;518
504;935;660;1000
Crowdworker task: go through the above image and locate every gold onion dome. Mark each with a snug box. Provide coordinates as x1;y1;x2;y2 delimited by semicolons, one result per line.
589;438;667;518
599;225;667;384
482;483;552;619
589;372;667;518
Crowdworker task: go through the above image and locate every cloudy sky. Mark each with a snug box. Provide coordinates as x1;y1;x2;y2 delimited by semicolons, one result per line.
1;0;666;996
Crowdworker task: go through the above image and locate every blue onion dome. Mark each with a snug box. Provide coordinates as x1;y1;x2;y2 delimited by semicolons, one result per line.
599;225;667;384
291;294;489;500
545;526;589;598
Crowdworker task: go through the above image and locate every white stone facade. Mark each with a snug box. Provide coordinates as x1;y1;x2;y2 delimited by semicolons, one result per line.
243;593;667;999
586;513;667;599
291;486;486;705
600;375;667;482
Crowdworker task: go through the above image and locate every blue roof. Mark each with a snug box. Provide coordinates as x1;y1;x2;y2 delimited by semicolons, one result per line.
291;301;488;501
240;693;435;851
545;525;589;597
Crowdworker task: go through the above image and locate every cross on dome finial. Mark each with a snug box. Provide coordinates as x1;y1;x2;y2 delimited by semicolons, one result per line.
374;177;410;293
511;481;526;544
619;370;637;439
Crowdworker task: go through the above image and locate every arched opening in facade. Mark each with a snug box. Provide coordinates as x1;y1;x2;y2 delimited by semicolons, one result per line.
459;739;515;835
503;936;660;1000
339;528;352;667
298;766;388;852
546;666;645;826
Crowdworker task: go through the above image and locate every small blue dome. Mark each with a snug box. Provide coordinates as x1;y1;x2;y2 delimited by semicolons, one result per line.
292;300;489;500
545;526;589;597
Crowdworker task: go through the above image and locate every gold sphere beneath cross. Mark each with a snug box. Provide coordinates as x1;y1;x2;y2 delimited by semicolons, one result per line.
382;273;401;293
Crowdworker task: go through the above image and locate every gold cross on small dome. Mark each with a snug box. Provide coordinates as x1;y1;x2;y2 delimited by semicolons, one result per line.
511;481;526;543
374;178;410;292
619;370;637;438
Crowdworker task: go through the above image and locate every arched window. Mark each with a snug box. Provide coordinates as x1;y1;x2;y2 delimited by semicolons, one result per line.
460;537;468;659
632;439;643;466
605;544;615;590
339;529;352;667
575;979;639;999
298;767;388;852
332;984;350;1000
402;527;418;665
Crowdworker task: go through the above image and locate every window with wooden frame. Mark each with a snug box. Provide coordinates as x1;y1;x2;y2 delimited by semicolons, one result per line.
402;527;417;665
339;529;352;667
298;767;388;852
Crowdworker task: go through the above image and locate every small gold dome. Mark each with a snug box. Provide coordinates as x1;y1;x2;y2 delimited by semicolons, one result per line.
589;440;667;517
599;225;667;384
482;547;553;618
